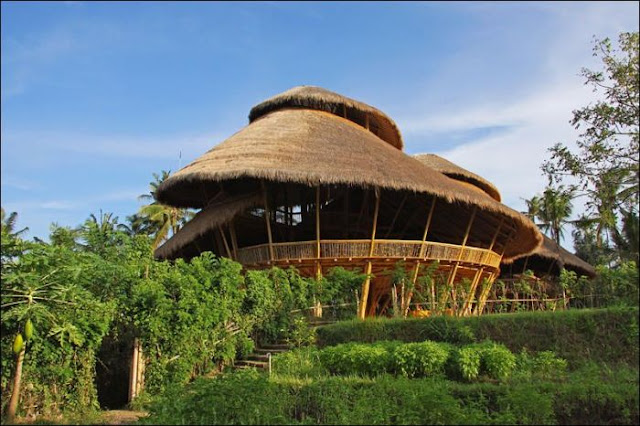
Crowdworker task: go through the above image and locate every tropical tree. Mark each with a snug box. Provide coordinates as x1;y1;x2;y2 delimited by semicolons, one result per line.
524;186;575;244
137;171;194;248
542;31;639;262
1;208;28;237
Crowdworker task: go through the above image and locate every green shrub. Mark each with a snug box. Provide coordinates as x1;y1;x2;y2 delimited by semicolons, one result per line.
141;365;639;425
319;342;393;376
477;342;516;381
317;308;639;367
272;347;327;378
447;346;482;381
390;341;451;378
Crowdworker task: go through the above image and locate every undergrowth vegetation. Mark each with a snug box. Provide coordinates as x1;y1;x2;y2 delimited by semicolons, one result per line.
140;364;639;425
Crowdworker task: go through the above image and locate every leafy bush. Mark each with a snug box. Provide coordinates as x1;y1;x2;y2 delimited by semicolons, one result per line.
515;349;568;380
447;346;482;382
319;342;393;376
140;365;639;425
272;347;327;378
478;342;516;381
317;307;639;367
389;341;451;378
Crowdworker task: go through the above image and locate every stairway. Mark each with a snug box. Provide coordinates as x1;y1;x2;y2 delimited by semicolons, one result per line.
233;343;291;371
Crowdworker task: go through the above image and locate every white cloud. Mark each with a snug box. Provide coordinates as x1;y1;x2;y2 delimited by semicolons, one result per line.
397;2;639;248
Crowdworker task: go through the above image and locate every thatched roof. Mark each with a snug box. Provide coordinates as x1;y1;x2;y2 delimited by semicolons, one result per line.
413;154;501;201
155;106;541;260
249;86;403;150
154;193;262;260
530;234;596;277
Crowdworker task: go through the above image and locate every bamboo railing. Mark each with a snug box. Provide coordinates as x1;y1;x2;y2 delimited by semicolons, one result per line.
236;239;501;269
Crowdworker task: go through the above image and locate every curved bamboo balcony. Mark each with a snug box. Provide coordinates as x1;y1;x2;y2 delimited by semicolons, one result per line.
236;239;502;270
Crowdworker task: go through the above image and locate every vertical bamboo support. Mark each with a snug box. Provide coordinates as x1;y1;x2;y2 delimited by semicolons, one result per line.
462;217;504;315
229;221;239;260
218;226;233;259
474;226;515;315
384;193;408;238
261;182;274;261
314;186;323;318
442;206;477;314
316;186;321;260
419;197;437;258
129;338;139;402
136;341;144;397
359;189;380;320
474;272;496;315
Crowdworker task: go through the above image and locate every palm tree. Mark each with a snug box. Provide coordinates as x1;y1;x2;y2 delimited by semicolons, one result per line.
612;209;640;265
117;213;157;237
1;208;28;237
137;171;194;248
524;186;574;244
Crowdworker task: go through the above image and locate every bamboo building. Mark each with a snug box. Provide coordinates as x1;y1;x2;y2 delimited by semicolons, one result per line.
154;86;543;318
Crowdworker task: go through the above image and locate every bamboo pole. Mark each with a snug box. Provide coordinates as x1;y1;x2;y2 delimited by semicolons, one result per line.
129;338;139;402
316;186;321;259
406;197;437;316
359;189;380;319
441;206;477;313
218;226;233;259
384;193;408;238
462;216;504;315
261;182;274;261
314;186;323;318
419;197;437;258
229;221;239;260
474;226;515;315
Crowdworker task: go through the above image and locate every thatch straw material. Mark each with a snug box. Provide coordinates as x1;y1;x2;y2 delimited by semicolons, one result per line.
249;86;403;150
414;154;501;201
525;234;596;277
154;193;262;260
156;108;541;260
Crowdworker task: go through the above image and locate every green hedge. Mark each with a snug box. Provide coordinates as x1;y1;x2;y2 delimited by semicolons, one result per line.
140;366;639;425
316;307;639;365
316;340;523;381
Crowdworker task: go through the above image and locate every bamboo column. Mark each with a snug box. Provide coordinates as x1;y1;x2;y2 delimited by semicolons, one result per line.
461;217;504;315
474;227;515;315
218;226;233;259
128;338;140;402
359;189;380;319
261;181;274;262
314;186;323;317
406;197;436;316
229;221;239;260
441;206;477;314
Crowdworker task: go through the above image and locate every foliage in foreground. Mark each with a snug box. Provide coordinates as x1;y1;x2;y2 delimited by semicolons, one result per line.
139;364;639;425
276;342;564;383
316;307;639;366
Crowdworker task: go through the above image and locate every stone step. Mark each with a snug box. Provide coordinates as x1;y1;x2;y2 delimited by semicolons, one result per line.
245;353;270;362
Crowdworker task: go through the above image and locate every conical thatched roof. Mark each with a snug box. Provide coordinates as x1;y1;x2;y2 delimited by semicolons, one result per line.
154;193;262;260
414;154;501;201
249;86;403;150
530;234;596;277
155;107;541;260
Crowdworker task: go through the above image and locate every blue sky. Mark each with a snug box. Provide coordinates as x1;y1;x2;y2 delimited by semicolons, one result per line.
2;1;639;248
